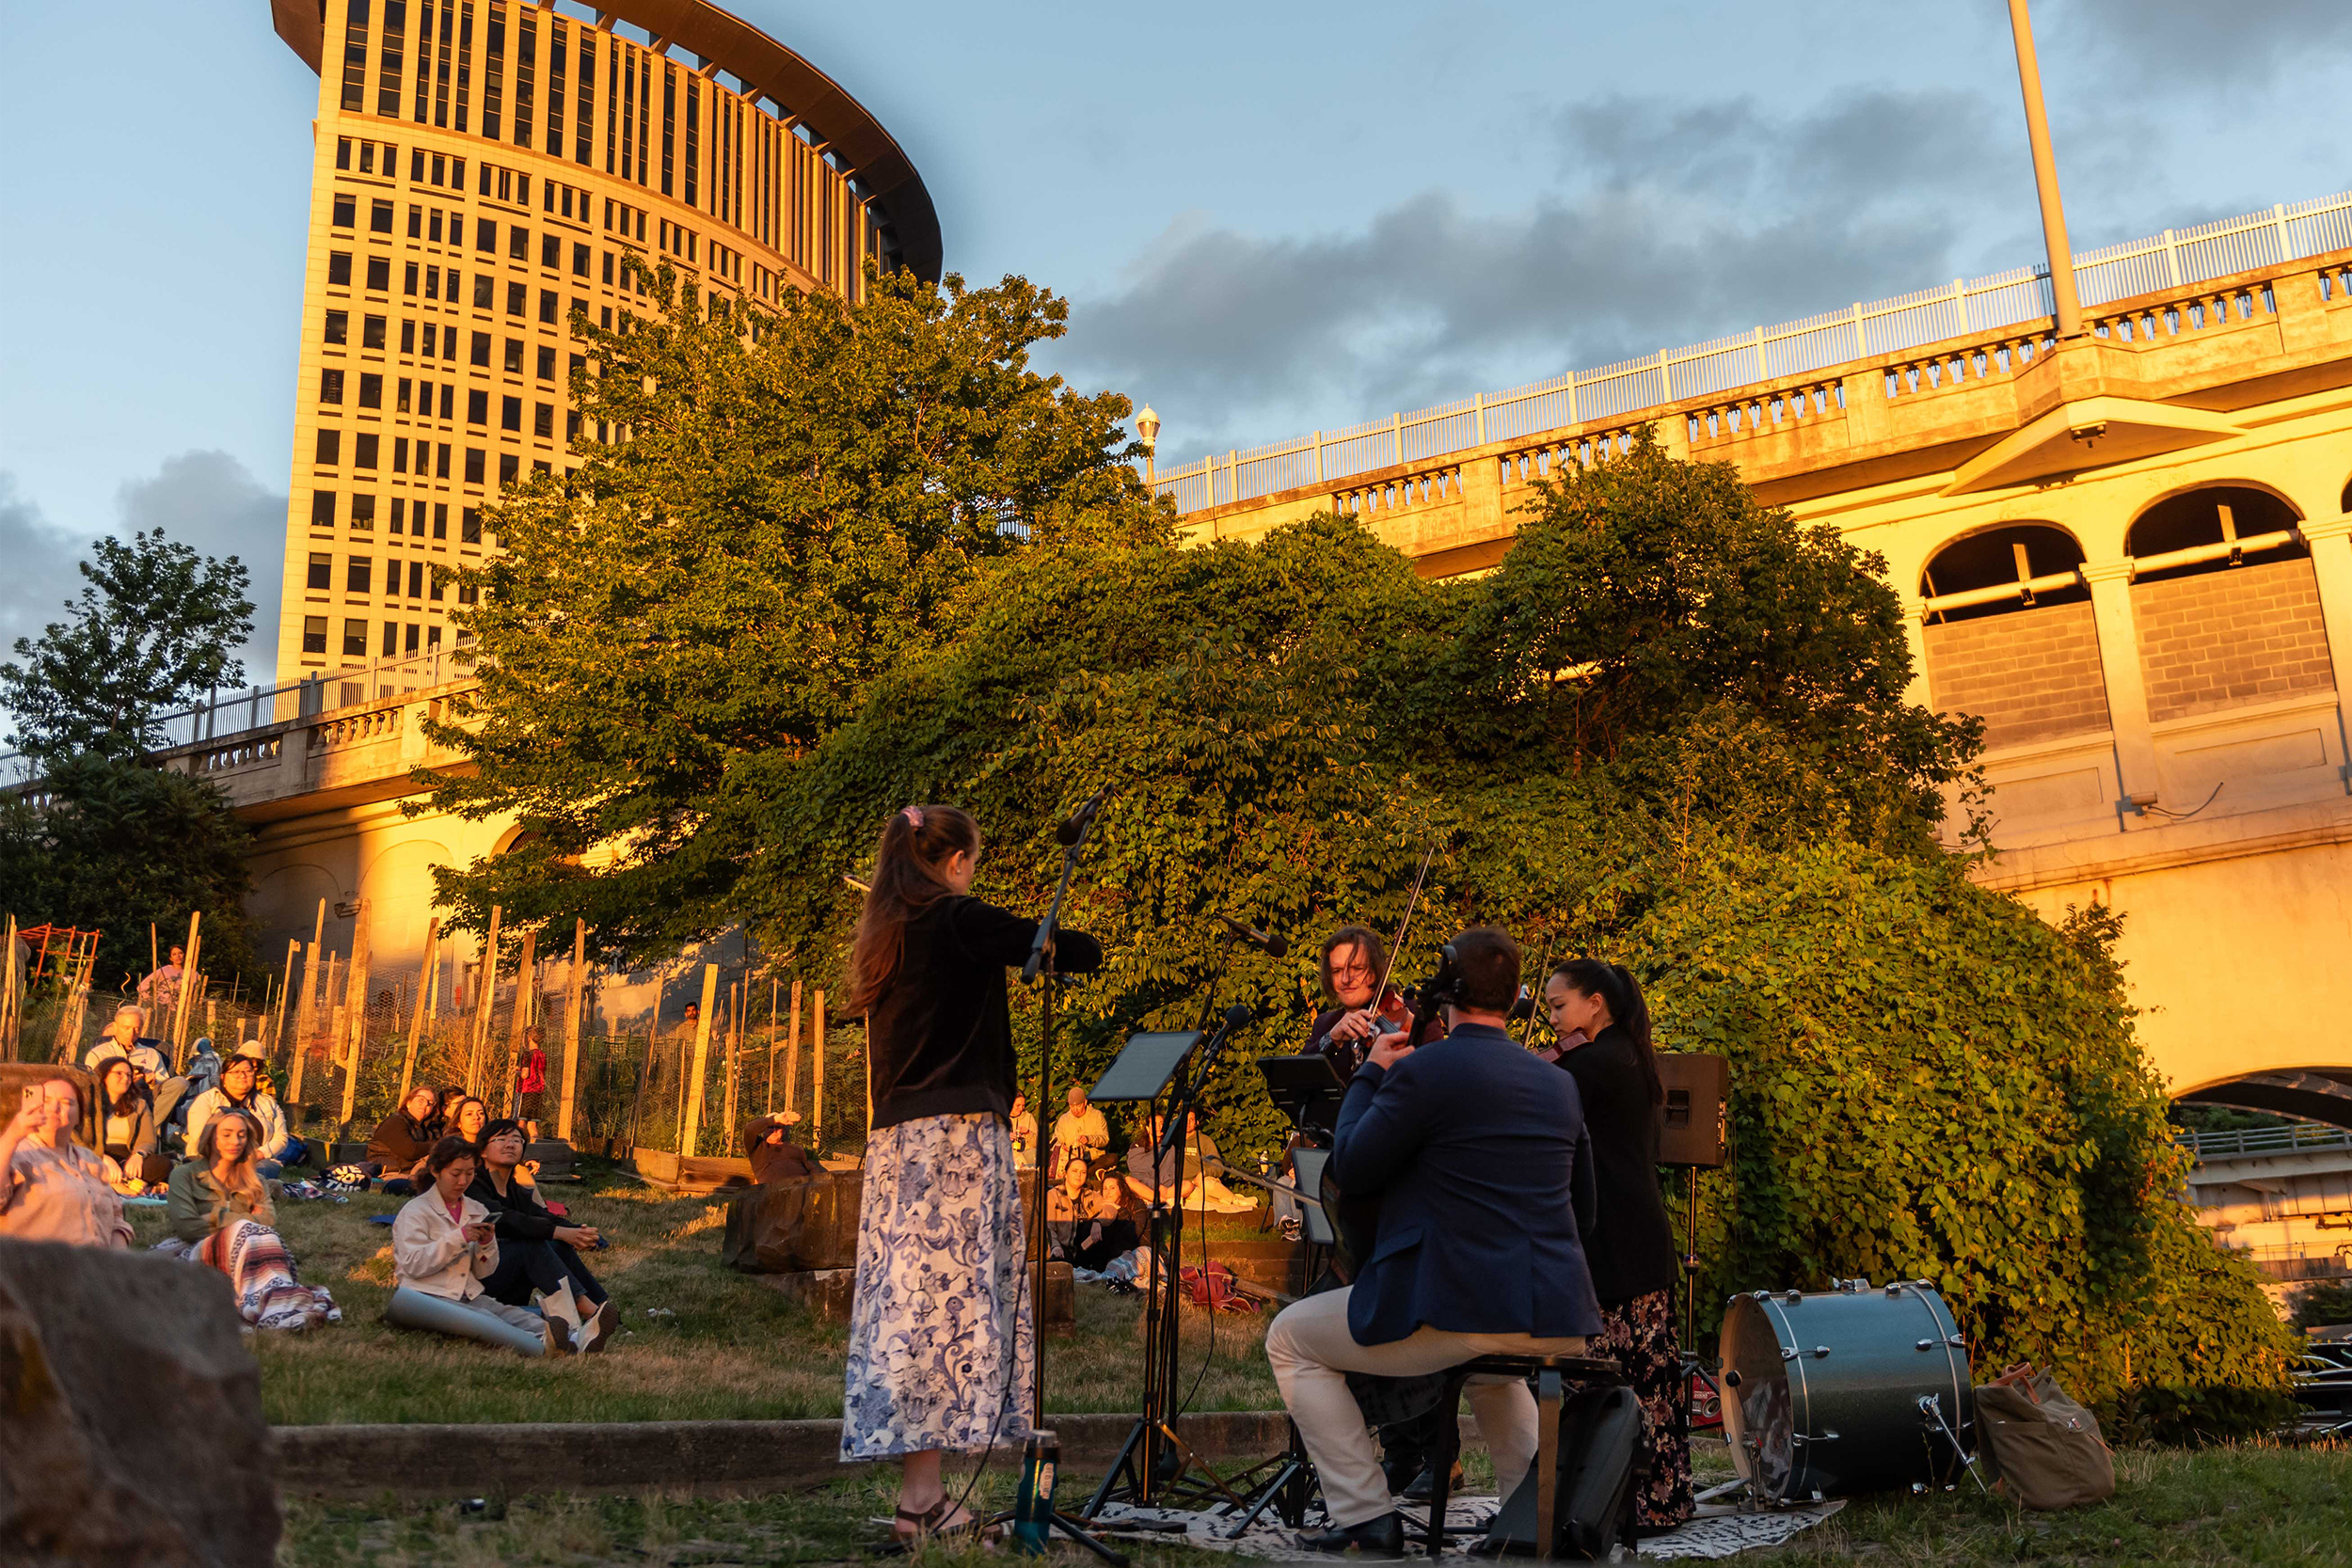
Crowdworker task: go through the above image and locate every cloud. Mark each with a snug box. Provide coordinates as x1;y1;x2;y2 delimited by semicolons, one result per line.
0;474;92;658
1054;87;2027;462
114;451;285;681
2051;0;2352;87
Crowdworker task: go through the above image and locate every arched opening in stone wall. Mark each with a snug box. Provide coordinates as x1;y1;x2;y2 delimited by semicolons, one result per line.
2125;486;2329;725
2180;1069;2352;1132
1919;524;2106;750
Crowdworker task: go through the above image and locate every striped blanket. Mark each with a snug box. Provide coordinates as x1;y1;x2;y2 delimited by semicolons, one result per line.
199;1218;339;1331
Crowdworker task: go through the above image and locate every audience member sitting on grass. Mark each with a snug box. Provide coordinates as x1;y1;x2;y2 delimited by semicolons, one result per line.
1009;1094;1038;1164
1181;1111;1260;1214
366;1085;444;1194
1124;1112;1204;1210
387;1137;567;1357
469;1119;616;1353
184;1052;296;1174
84;1005;191;1131
448;1094;491;1151
1048;1158;1144;1273
0;1075;132;1247
95;1057;167;1195
743;1113;819;1183
163;1108;341;1331
1052;1085;1110;1177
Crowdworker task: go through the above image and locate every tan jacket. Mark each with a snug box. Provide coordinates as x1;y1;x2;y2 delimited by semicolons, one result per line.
391;1190;501;1300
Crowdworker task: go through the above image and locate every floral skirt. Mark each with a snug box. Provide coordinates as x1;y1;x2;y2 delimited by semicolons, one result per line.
840;1113;1035;1459
1587;1287;1693;1528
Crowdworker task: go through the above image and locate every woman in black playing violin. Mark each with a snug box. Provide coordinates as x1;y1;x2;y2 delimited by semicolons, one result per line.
1542;959;1692;1532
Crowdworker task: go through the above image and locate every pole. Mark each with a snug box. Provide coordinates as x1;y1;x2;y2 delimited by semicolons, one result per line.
2007;0;2084;340
340;898;372;1130
400;916;440;1105
501;927;538;1113
273;939;297;1055
811;990;826;1152
681;963;719;1161
466;906;501;1094
784;977;802;1117
765;975;779;1113
1;913;18;1063
170;911;202;1068
558;918;585;1143
722;980;740;1150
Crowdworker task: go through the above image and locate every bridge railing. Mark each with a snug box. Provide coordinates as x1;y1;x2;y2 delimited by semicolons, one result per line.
2177;1123;2352;1161
1155;188;2352;514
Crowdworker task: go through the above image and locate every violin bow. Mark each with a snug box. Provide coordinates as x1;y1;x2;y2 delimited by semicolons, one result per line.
1368;843;1437;1021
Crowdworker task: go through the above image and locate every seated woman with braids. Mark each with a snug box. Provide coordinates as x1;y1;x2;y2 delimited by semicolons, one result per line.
469;1119;617;1353
164;1109;340;1330
387;1136;567;1356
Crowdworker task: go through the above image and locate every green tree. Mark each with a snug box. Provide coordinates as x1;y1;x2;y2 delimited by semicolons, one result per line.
0;529;254;764
0;755;261;997
421;262;1167;953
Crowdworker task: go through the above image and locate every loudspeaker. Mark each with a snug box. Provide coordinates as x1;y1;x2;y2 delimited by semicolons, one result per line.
1656;1053;1728;1169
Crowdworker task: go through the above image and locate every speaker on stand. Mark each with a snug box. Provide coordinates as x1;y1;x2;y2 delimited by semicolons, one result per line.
1656;1053;1729;1449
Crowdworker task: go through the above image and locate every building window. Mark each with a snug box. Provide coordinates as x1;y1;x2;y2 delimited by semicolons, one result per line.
370;198;394;234
319;370;345;404
358;373;383;408
362;314;388;349
468;331;489;367
365;256;391;291
311;490;337;527
343;619;369;657
536;345;556;380
328;251;353;286
324;309;349;345
381;621;400;657
332;194;357;229
433;501;449;539
376;2;405;116
498;452;519;486
406;622;422;654
303;615;329;655
354;433;380;470
461;507;483;543
397;378;413;415
506;281;528;317
347;557;373;594
429;563;445;601
501;396;522;432
438;384;455;420
601;250;613;284
467;389;489;425
464;449;485;484
532;402;554;438
459;580;480;605
572;242;591;277
404;261;420;296
307;553;333;591
352;495;377;531
476;218;496;253
540;233;561;269
538;288;558;324
399;319;416;354
510;225;531;261
409;560;426;598
389;498;405;534
392;436;409;472
436;442;452;479
314;428;341;467
473;274;495;309
503;337;525;373
336;136;352;171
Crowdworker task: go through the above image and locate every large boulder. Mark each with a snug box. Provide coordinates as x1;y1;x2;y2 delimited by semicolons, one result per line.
0;1238;278;1566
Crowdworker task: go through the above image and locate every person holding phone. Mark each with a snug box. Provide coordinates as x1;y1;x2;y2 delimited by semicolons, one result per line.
385;1137;568;1356
0;1076;132;1248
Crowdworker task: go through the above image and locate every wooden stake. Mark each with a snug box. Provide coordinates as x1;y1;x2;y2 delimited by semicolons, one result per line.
558;919;585;1144
722;980;741;1148
466;906;501;1095
784;978;803;1120
399;916;440;1105
628;990;663;1153
170;910;202;1069
339;899;373;1130
501;927;537;1113
812;989;826;1151
150;924;159;999
1;913;19;1064
680;964;720;1161
765;976;779;1113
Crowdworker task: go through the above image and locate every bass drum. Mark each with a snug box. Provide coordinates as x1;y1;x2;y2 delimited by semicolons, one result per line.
1720;1279;1974;1501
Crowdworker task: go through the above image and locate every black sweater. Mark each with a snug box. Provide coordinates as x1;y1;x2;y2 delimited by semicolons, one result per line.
866;896;1103;1132
468;1165;564;1242
1554;1025;1678;1307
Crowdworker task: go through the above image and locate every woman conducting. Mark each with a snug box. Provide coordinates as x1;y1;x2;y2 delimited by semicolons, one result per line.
838;804;1103;1545
1541;959;1692;1533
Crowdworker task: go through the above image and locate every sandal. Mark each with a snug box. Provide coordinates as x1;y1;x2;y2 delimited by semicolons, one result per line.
886;1498;1000;1550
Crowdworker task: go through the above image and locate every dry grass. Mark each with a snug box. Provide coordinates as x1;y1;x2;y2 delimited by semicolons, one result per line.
123;1160;1281;1426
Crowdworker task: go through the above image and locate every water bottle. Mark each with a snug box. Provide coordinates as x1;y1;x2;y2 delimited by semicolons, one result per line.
1010;1429;1058;1554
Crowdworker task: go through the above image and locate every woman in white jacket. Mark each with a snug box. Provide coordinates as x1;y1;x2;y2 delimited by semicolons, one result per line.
386;1137;567;1356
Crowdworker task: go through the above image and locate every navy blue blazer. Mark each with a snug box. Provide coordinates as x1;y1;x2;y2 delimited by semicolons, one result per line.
1328;1022;1603;1346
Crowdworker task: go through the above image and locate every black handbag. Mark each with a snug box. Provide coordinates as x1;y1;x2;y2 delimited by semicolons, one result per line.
1482;1383;1647;1560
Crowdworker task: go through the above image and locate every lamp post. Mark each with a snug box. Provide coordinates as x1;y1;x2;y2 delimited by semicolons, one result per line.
2007;0;2084;341
1136;404;1160;487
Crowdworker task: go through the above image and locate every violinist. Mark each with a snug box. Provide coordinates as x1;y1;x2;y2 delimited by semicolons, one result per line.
1307;926;1416;1075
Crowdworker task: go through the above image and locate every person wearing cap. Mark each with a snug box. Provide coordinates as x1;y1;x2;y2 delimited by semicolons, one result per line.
183;1052;295;1174
468;1118;616;1352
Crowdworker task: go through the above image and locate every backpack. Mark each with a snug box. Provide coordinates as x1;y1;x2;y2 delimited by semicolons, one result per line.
1179;1261;1257;1313
1482;1382;1646;1559
1973;1366;2115;1511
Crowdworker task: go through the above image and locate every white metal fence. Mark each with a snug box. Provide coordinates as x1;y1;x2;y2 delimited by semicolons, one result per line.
1153;190;2352;514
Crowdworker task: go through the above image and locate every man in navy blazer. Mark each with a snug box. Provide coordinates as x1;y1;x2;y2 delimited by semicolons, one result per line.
1265;927;1603;1556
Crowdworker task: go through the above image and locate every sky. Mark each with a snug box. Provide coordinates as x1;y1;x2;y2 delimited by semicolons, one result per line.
2;0;2347;679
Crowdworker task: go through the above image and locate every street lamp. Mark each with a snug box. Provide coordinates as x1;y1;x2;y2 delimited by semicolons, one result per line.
1136;404;1160;486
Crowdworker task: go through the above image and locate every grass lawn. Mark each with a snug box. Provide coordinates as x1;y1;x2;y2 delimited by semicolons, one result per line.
123;1158;1280;1425
277;1443;2352;1565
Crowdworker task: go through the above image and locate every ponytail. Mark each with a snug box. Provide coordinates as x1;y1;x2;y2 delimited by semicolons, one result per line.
845;804;980;1013
1549;958;1662;1108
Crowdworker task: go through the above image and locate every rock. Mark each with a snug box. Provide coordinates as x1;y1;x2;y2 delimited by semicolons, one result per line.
0;1238;278;1567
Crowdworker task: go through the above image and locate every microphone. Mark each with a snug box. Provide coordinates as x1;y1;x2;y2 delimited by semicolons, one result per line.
1216;914;1289;958
1056;784;1110;847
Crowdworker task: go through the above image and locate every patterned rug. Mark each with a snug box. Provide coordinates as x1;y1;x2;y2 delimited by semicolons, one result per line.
1086;1494;1845;1561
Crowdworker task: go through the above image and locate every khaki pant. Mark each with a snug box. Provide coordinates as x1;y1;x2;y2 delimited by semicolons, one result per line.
1265;1287;1585;1528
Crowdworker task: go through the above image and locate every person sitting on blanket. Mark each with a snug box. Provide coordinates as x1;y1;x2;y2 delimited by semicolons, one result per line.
162;1108;340;1330
184;1052;299;1174
0;1074;133;1247
366;1085;444;1194
1182;1111;1261;1214
469;1118;617;1353
95;1057;167;1195
1049;1157;1141;1273
387;1136;569;1357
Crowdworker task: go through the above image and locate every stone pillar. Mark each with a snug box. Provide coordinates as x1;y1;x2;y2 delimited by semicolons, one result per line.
2296;514;2352;787
1898;596;1933;710
2080;560;2160;813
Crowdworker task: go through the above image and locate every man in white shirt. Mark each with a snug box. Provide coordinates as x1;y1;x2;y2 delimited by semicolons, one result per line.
83;1006;189;1129
1050;1085;1109;1176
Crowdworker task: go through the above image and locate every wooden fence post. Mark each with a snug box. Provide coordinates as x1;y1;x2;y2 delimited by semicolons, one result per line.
272;939;297;1054
784;978;802;1119
399;916;439;1104
1;913;18;1063
339;899;372;1131
288;901;325;1107
558;919;585;1144
170;911;202;1069
722;980;741;1148
501;927;537;1113
765;976;779;1113
466;906;501;1095
680;964;720;1161
812;989;826;1151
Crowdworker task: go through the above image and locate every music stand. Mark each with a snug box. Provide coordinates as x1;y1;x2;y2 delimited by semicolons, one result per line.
1087;1032;1202;1106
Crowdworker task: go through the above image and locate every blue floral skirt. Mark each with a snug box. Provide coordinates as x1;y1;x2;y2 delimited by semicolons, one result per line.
839;1112;1036;1459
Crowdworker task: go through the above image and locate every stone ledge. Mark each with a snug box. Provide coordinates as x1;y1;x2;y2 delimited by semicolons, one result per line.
272;1412;1293;1499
